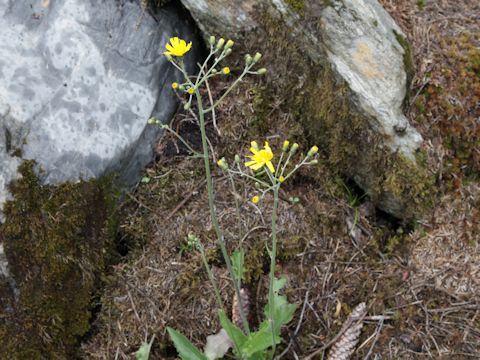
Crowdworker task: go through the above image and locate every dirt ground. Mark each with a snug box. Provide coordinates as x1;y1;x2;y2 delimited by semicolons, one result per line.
83;1;479;359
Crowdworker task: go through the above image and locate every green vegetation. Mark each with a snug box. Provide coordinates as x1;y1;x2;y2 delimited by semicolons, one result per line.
0;161;118;359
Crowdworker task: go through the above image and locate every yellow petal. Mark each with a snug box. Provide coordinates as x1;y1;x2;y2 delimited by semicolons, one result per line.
245;160;257;167
266;161;275;174
252;162;265;171
186;42;192;51
166;43;174;52
249;147;259;155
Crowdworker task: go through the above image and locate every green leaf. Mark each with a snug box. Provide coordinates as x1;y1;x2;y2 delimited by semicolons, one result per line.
218;309;247;349
241;321;279;357
167;327;208;360
230;249;245;283
135;337;154;360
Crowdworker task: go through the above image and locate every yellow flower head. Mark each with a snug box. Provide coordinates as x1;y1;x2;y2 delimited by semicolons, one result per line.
187;87;194;94
245;141;275;173
171;82;178;90
279;175;285;183
251;195;260;204
222;67;230;75
164;37;192;57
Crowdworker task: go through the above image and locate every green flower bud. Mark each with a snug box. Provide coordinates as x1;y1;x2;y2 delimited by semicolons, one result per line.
307;145;319;158
251;140;260;151
289;143;299;155
257;68;267;75
224;48;232;56
282;140;290;152
184;102;191;110
225;39;234;49
309;159;319;165
179;84;186;91
147;117;157;124
209;35;216;46
253;52;262;63
245;54;253;65
234;154;241;163
255;182;262;190
217;157;228;170
211;68;218;74
216;38;225;49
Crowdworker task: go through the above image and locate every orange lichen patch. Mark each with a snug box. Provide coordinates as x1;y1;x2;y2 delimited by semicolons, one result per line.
353;41;384;79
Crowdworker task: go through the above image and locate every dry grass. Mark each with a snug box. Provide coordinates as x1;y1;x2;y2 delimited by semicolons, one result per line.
84;1;479;359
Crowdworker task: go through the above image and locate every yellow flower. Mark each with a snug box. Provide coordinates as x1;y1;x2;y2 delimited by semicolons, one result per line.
282;140;290;152
222;67;230;75
171;82;178;90
245;141;275;173
251;195;260;204
279;175;285;183
187;87;194;94
164;37;192;57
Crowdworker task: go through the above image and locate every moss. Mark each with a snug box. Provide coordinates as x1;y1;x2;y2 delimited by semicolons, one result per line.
393;30;415;107
0;161;119;359
284;0;305;16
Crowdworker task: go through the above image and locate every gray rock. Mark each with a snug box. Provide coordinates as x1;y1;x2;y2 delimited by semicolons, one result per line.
0;0;199;220
180;0;429;218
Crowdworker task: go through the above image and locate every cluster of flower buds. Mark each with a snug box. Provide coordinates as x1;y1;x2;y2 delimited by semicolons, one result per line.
209;36;234;56
244;52;267;75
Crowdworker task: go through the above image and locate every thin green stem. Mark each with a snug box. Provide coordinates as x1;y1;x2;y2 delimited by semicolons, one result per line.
196;91;250;335
204;64;253;113
266;169;280;358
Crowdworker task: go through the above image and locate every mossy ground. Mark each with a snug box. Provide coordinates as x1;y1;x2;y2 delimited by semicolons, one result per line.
0;162;119;359
83;1;479;359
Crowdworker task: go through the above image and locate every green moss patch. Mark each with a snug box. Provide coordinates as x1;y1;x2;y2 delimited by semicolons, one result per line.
0;161;119;359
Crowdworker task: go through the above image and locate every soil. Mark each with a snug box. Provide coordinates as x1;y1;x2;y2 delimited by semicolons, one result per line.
83;1;480;359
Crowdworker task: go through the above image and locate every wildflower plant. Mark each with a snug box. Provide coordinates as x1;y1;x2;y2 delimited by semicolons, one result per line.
149;35;318;359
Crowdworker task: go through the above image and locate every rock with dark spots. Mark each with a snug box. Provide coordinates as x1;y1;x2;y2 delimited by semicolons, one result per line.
180;0;432;219
0;0;199;219
0;0;200;357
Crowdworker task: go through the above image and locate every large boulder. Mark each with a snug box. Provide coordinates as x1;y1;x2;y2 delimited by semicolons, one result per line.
180;0;432;219
0;0;199;357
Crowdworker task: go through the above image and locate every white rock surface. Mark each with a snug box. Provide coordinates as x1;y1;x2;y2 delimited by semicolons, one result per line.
0;0;199;220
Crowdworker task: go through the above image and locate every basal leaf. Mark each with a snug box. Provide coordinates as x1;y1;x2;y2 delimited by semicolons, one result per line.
167;327;208;360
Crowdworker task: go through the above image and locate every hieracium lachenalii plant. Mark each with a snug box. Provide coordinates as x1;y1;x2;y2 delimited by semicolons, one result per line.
141;36;319;360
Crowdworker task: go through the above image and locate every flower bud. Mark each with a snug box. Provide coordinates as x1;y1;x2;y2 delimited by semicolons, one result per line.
179;84;185;91
253;52;262;63
147;117;157;124
234;154;241;163
254;182;262;190
245;54;253;65
282;140;290;152
289;143;299;155
211;68;218;74
216;38;225;49
187;87;195;95
307;145;319;158
184;102;191;110
225;39;234;49
217;157;228;170
224;48;232;56
257;68;267;75
209;35;216;46
250;141;259;151
309;159;319;165
279;175;285;183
